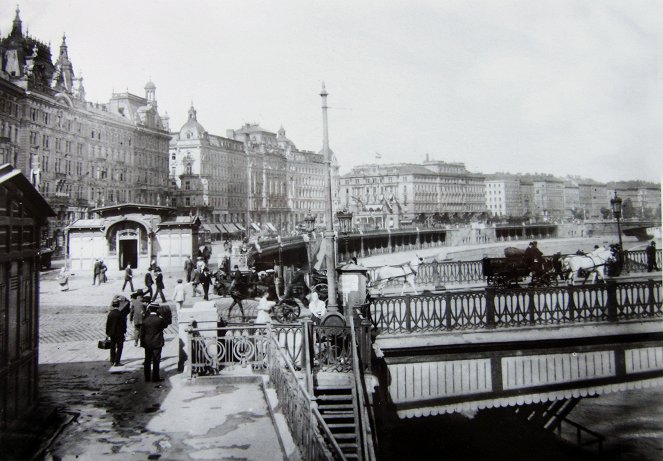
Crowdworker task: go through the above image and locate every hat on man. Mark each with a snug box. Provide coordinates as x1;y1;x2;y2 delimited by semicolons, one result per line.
148;303;160;313
142;294;152;302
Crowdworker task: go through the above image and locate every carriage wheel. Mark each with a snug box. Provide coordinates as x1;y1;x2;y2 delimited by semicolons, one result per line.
274;301;300;323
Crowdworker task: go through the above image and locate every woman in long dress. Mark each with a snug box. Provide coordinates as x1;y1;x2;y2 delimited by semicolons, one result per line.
255;291;276;324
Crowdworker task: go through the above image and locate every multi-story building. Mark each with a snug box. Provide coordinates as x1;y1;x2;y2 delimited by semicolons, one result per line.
562;181;580;219
341;159;486;229
169;106;246;230
0;9;171;248
484;174;523;218
225;123;339;233
577;179;607;220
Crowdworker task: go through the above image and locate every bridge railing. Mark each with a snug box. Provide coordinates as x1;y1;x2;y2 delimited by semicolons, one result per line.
369;279;662;334
366;249;662;288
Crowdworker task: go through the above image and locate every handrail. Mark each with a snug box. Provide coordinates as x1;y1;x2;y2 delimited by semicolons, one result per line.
267;329;346;460
350;315;377;461
555;417;605;453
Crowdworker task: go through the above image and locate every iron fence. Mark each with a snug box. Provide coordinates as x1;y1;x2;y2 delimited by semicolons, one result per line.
370;279;662;333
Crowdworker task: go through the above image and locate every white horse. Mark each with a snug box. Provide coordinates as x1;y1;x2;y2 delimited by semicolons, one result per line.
371;257;423;295
561;247;615;285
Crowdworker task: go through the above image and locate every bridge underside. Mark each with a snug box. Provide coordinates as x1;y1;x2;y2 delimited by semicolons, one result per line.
375;321;663;418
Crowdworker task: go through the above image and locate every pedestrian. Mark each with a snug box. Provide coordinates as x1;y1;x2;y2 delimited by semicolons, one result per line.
99;259;108;283
129;290;145;346
646;241;659;272
254;291;275;324
122;264;134;292
184;256;194;283
196;256;205;272
227;265;246;322
152;268;167;303
172;279;186;310
201;267;211;301
191;267;200;297
92;258;100;285
58;265;70;291
308;291;327;325
144;270;154;299
105;295;131;366
149;258;158;272
141;303;168;382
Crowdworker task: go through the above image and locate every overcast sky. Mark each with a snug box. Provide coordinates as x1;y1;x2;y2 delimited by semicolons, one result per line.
3;0;662;183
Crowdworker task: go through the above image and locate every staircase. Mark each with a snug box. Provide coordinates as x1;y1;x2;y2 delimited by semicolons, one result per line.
315;374;360;460
514;398;604;453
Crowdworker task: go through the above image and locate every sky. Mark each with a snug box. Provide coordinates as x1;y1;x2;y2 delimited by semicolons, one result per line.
2;0;662;183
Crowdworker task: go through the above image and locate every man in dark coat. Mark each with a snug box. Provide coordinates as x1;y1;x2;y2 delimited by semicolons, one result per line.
122;264;134;292
227;265;246;321
143;270;154;299
105;295;131;366
141;303;168;382
646;241;659;272
152;269;167;303
184;256;194;283
201;266;212;301
523;241;544;275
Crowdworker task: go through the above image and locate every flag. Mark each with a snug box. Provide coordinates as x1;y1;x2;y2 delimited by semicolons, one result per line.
309;238;327;271
375;152;382;159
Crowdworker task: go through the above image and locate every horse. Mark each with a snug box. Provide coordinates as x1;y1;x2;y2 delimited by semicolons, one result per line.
371;257;423;295
561;247;615;285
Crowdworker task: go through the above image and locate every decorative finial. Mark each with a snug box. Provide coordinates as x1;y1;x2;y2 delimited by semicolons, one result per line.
320;81;328;96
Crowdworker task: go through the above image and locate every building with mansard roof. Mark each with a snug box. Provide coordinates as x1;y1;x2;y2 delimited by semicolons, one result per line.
0;8;171;250
341;158;486;230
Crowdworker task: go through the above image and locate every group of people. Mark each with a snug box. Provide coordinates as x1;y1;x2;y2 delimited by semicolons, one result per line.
120;261;167;303
92;259;108;285
105;291;172;382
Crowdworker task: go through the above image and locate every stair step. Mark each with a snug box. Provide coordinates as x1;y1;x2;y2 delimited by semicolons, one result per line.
318;404;354;410
334;433;357;440
327;423;356;429
317;394;353;401
338;442;359;449
321;413;354;419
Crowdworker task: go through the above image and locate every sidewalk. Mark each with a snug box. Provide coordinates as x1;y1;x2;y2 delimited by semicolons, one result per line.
3;269;301;460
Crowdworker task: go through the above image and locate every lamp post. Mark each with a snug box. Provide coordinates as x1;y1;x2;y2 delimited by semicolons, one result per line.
336;209;353;262
320;83;339;313
610;191;624;274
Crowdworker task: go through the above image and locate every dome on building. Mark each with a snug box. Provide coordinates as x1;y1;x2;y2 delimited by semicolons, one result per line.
179;105;207;140
144;80;156;90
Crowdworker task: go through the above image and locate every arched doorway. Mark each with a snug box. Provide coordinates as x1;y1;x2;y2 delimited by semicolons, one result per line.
107;221;149;270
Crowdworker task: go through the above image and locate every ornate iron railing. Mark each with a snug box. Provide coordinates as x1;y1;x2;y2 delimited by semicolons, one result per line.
187;322;303;376
312;324;354;373
367;249;661;288
370;279;662;334
266;333;344;461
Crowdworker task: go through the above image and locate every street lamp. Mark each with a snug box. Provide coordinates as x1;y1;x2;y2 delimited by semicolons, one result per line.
303;210;316;233
336;209;353;262
610;191;624;274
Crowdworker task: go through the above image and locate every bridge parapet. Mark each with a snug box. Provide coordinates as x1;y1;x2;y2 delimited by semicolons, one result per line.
370;279;661;334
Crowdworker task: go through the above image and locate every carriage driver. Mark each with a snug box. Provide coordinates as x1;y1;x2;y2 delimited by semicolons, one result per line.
284;263;309;302
524;241;544;276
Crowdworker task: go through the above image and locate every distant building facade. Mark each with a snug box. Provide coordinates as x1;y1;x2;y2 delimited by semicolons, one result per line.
341;160;486;229
0;9;171;251
485;174;523;217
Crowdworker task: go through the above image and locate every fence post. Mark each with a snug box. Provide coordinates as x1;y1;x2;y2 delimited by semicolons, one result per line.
647;279;657;317
302;320;314;395
444;292;452;330
528;290;536;325
185;324;194;379
405;295;412;332
485;287;496;328
606;280;618;322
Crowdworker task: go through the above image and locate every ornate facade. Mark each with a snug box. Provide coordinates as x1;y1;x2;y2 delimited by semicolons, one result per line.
341;160;486;229
0;9;171;249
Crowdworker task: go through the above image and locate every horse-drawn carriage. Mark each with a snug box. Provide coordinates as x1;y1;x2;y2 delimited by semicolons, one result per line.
482;247;560;288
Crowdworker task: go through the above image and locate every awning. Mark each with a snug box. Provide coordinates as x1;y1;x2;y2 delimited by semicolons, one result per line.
201;223;214;233
214;224;225;233
266;222;277;233
234;223;246;231
250;223;261;232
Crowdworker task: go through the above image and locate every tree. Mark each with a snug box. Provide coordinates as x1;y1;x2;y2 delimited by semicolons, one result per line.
622;198;637;219
599;207;611;219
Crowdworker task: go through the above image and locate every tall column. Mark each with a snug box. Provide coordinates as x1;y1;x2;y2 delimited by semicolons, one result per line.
321;83;338;312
